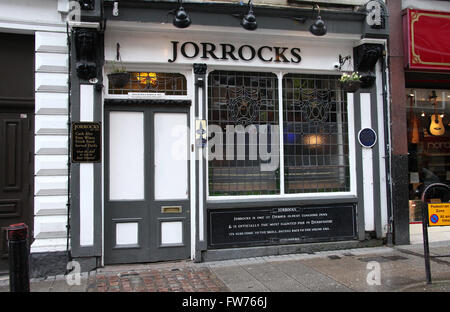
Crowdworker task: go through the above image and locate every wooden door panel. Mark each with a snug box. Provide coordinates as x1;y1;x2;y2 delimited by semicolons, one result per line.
0;111;33;273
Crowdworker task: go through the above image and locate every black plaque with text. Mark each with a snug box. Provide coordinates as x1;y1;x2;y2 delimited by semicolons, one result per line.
208;205;356;248
72;122;101;163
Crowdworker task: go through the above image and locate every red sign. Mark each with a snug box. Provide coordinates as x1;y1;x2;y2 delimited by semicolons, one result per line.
404;9;450;71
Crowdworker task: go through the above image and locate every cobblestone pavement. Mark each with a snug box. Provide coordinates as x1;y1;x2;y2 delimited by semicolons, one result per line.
87;265;229;292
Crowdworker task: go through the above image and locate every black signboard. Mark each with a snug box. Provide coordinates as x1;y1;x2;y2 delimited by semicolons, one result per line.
208;205;356;249
71;122;101;163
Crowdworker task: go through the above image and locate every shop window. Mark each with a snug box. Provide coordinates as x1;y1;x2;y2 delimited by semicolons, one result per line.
407;89;450;222
108;72;187;95
283;74;350;193
207;71;350;197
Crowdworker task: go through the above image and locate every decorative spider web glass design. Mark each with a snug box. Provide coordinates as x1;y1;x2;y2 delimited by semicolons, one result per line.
208;71;280;196
283;74;350;193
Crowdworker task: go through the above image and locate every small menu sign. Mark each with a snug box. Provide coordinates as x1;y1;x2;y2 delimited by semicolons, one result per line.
72;122;101;163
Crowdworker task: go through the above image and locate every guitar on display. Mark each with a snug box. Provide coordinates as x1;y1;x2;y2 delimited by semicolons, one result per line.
429;91;445;136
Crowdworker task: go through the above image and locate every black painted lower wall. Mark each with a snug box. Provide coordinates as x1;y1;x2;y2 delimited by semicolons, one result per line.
391;154;410;245
30;251;69;278
30;251;99;278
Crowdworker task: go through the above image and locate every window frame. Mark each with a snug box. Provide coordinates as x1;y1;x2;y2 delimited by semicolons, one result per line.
206;70;357;202
103;63;193;101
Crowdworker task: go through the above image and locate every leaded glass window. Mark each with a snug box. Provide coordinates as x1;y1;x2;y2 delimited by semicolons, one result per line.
207;71;351;197
282;74;350;193
108;72;187;95
207;71;280;196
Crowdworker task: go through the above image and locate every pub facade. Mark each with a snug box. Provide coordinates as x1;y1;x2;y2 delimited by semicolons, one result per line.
62;0;392;270
0;0;395;275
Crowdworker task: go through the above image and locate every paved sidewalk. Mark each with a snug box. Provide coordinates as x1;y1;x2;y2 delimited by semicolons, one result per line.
206;242;450;292
1;241;449;292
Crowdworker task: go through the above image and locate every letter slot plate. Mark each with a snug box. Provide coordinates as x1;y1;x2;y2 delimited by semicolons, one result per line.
161;206;182;213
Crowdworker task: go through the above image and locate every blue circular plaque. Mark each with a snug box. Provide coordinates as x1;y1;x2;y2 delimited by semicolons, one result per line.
358;128;377;148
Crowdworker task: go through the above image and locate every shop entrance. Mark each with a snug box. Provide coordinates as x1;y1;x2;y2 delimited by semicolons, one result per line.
104;102;190;264
406;88;450;244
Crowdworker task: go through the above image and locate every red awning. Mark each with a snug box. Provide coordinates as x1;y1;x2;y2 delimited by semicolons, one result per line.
404;8;450;71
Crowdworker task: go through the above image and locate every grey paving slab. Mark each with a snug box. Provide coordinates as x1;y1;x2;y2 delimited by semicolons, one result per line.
49;278;88;292
271;260;352;292
0;275;89;292
300;255;393;292
239;263;310;292
399;280;450;292
210;265;270;292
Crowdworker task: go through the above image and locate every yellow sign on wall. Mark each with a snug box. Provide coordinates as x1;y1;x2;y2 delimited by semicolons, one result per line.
428;203;450;226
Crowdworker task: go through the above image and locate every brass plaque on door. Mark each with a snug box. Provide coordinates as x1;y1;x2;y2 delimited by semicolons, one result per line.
161;206;182;213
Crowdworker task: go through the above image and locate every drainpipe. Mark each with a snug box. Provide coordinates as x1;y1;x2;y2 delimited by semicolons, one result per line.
381;46;394;247
66;22;73;264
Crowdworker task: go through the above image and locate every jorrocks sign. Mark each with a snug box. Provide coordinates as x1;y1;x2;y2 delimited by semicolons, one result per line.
168;41;302;64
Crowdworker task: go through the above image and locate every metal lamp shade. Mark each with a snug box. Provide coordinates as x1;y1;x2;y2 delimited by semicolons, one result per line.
173;6;191;28
309;16;327;36
241;11;257;31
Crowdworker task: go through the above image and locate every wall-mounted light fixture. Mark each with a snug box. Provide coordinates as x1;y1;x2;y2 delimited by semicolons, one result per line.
241;0;257;31
336;54;351;71
309;4;327;36
171;0;191;29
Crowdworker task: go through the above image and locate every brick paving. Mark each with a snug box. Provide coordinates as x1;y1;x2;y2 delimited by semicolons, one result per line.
87;266;229;292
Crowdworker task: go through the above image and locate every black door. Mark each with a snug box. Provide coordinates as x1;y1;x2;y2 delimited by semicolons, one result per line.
104;103;190;264
0;109;34;273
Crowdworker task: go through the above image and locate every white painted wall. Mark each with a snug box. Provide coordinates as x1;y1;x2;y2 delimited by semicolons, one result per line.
33;30;69;253
0;0;65;33
79;85;95;247
0;1;67;254
360;93;375;232
104;24;357;73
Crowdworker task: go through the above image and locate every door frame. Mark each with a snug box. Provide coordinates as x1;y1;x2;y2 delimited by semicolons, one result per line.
103;100;192;264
